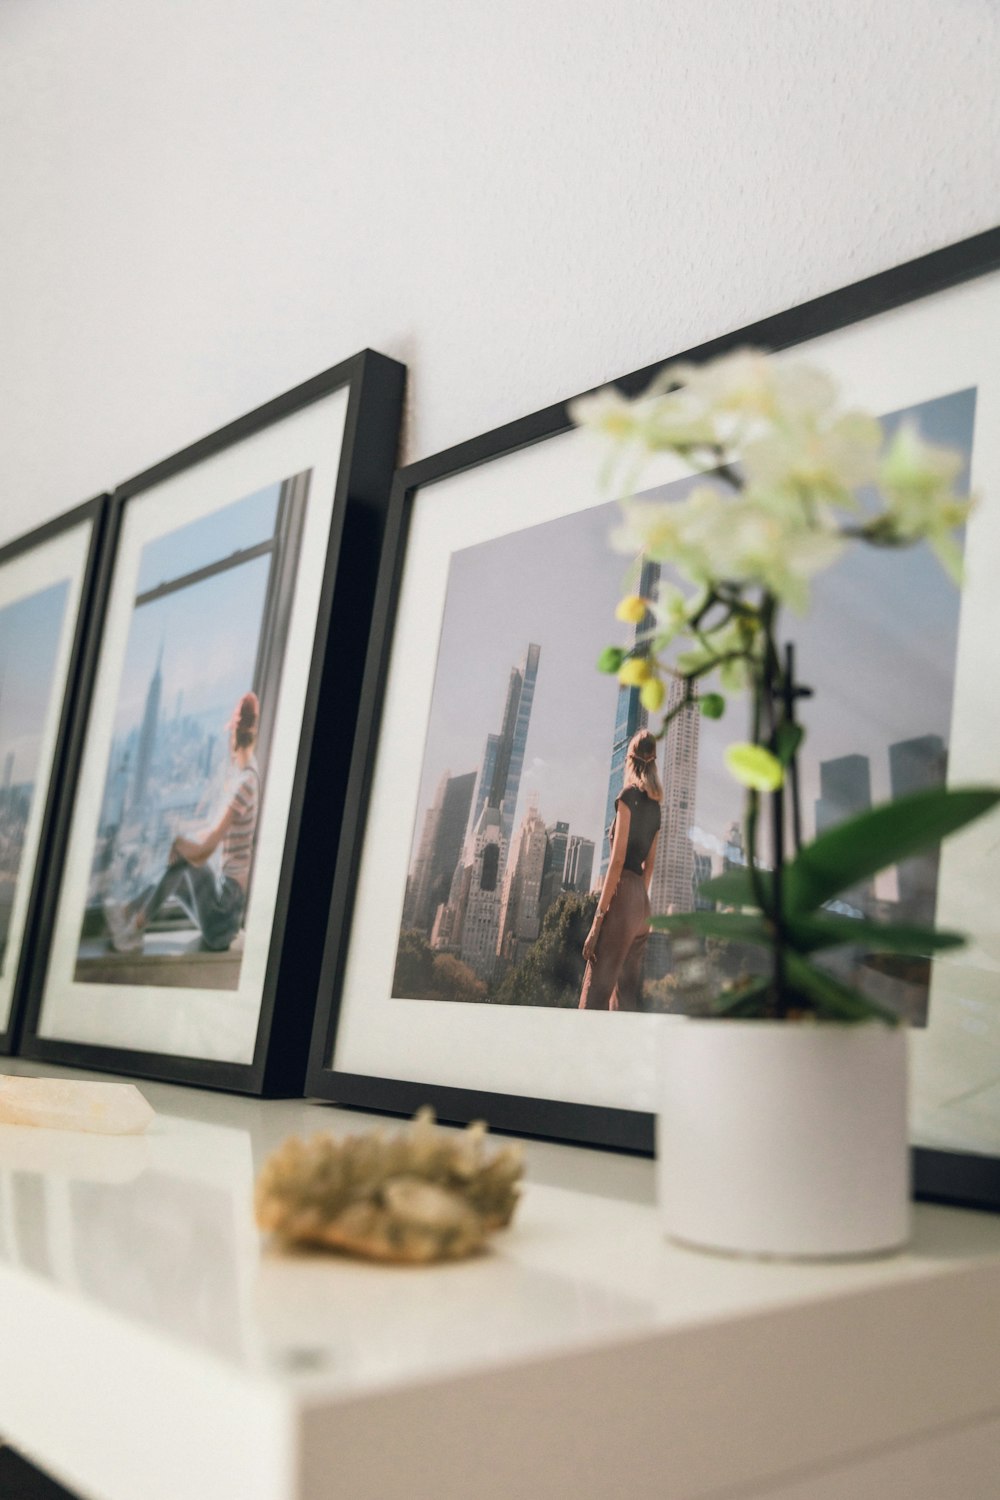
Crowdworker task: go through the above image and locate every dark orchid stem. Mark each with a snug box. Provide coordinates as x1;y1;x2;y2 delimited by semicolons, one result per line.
784;642;803;854
761;600;787;1019
745;672;768;927
770;736;787;1018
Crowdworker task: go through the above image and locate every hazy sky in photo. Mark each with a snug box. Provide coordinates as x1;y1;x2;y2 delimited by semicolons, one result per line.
114;558;270;740
409;388;975;878
0;580;70;785
111;480;292;742
135;483;280;595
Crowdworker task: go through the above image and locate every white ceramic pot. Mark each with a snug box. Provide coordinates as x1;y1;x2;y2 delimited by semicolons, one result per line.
656;1019;910;1259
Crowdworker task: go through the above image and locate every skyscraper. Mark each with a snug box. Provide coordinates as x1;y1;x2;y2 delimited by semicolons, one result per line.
443;644;541;961
645;676;700;983
496;801;548;966
692;851;714;910
889;735;947;798
487;643;541;857
815;753;872;834
459;804;505;981
600;559;660;876
815;753;873;910
564;834;595;894
131;643;163;813
403;771;448;930
723;822;744;873
466;733;500;851
650;676;701;916
539;819;570;917
103;750;131;834
406;769;476;933
889;734;947;923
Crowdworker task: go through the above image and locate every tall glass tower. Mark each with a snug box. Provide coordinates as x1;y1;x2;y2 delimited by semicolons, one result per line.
489;642;541;858
444;643;541;961
600;559;660;877
889;734;947;923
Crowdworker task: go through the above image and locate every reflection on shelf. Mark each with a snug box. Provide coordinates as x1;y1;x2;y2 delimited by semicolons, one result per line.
0;1112;259;1365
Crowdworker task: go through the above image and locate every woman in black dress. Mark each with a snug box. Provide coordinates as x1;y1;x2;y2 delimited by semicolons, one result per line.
579;728;661;1011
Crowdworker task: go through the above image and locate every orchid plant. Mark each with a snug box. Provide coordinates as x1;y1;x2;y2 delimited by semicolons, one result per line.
572;350;999;1022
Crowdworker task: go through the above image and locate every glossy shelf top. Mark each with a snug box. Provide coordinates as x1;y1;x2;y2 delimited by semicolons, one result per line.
2;1057;1000;1408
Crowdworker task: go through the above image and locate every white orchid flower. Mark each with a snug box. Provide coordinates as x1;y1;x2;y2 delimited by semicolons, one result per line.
581;348;971;713
653;351;837;428
646;581;708;649
743;410;882;507
641;390;719;452
611;487;722;584
878;421;970;530
876;421;972;582
568;386;640;442
675;617;761;694
696;494;843;611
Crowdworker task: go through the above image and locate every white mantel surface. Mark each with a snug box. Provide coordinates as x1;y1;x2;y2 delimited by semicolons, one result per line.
0;1059;999;1500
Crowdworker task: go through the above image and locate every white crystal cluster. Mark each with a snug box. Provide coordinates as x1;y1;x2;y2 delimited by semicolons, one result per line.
255;1108;524;1263
0;1076;154;1135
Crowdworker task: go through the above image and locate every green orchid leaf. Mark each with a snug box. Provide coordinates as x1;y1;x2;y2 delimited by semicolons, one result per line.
725;742;784;791
773;721;805;767
650;911;771;945
785;914;966;957
696;867;773;910
783;786;1000;915
783;951;899;1025
597;646;626;674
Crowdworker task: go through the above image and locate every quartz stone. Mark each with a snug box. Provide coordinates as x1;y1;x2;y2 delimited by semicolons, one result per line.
0;1076;155;1135
256;1108;524;1263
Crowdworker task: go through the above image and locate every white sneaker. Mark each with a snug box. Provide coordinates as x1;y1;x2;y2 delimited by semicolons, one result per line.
104;900;143;954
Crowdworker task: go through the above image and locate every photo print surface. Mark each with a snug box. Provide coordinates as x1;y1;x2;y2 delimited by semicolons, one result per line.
76;473;310;992
27;357;409;1082
0;514;94;1038
393;389;974;1023
0;582;70;973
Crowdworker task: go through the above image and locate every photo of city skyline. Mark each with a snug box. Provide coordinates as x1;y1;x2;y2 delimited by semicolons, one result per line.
74;470;311;990
392;387;975;1019
0;579;71;976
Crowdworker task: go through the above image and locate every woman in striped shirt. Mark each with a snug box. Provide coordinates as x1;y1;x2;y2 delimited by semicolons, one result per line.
105;692;261;955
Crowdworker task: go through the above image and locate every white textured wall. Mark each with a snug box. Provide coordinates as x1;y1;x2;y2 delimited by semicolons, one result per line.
0;0;997;540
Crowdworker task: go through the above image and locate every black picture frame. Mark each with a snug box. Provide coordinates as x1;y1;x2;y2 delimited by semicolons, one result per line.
307;231;1000;1211
0;497;109;1054
20;350;404;1094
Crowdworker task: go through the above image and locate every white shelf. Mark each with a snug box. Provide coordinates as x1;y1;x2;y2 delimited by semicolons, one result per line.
1;1058;1000;1500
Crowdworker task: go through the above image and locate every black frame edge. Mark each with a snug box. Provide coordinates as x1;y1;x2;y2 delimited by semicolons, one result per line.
19;353;405;1096
0;495;110;1055
260;350;406;1096
912;1145;1000;1214
318;1072;655;1154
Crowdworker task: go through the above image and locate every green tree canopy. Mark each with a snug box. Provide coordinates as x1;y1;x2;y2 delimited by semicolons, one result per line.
428;953;487;1004
493;891;598;1009
392;929;435;998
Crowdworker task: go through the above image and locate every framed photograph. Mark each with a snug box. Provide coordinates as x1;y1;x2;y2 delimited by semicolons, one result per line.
0;500;108;1053
307;231;1000;1206
21;351;405;1093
